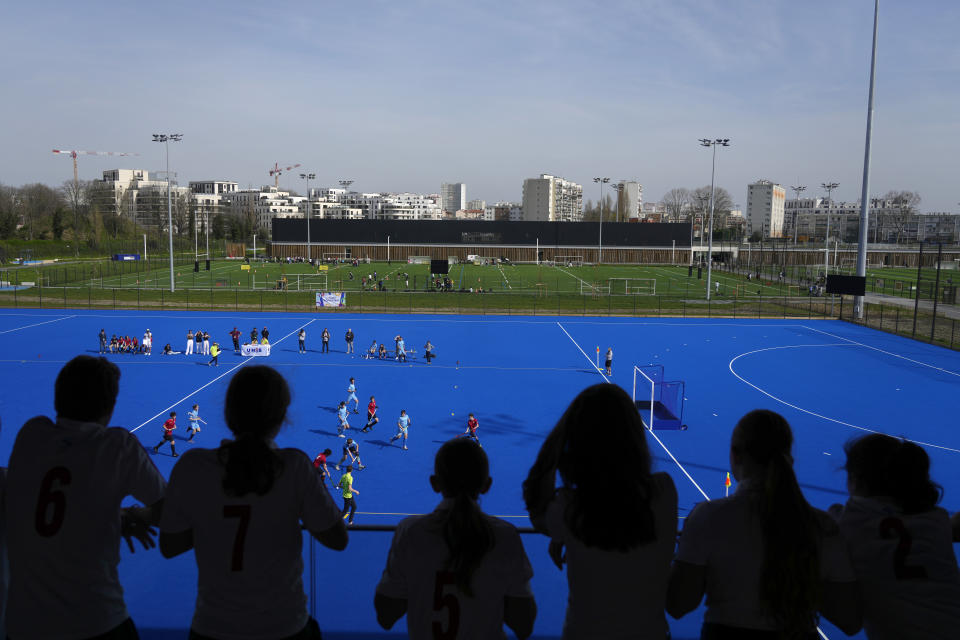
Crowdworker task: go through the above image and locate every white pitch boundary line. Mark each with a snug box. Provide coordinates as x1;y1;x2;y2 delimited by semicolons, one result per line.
801;324;960;379
496;263;513;290
0;314;77;335
129;318;316;433
556;321;710;501
728;343;960;454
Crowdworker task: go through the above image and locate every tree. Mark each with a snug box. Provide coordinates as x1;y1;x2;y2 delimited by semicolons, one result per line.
880;190;921;243
661;188;691;223
692;185;734;240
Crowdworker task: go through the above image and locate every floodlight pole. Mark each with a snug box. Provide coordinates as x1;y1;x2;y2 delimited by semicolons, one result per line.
300;172;315;261
855;0;880;319
593;177;609;265
790;185;806;245
152;133;182;292
700;138;730;301
822;182;839;280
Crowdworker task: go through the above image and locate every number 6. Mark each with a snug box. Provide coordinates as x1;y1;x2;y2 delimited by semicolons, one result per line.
35;467;72;537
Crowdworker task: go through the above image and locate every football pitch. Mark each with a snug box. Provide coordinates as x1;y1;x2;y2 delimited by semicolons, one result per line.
0;309;958;639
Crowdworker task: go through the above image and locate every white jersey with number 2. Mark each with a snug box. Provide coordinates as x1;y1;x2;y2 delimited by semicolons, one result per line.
838;496;960;640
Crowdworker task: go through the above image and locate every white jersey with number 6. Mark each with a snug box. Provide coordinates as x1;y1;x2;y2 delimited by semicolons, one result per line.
5;416;166;639
838;496;960;640
160;446;342;640
376;499;534;640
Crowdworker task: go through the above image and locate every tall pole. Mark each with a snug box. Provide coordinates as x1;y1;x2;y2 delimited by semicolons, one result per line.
143;234;147;262
790;185;806;245
301;173;315;261
593;177;609;265
152;134;182;292
822;182;839;279
855;0;880;319
700;138;730;301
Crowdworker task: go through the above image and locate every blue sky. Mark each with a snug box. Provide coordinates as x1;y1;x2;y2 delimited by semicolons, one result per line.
2;0;958;211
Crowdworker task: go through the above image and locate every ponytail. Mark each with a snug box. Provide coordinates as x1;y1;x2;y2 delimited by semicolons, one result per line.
220;365;290;497
844;433;942;514
734;410;821;637
434;438;494;597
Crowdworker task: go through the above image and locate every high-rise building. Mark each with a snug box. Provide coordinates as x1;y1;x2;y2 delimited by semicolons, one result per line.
616;181;642;221
521;174;583;222
440;183;466;214
466;199;485;211
746;179;786;238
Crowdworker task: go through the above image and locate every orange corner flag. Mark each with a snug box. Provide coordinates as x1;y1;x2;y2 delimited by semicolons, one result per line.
724;472;731;488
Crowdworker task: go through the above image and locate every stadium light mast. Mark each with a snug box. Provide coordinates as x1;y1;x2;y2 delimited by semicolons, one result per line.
152;133;182;292
790;185;806;245
300;172;315;261
822;182;840;278
593;177;609;265
855;0;880;319
699;138;730;301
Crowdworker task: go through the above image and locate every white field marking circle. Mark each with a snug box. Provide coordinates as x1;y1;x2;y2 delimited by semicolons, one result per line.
728;343;960;454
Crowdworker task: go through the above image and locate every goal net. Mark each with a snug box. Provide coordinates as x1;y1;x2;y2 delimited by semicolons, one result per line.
472;256;497;265
293;273;328;291
407;255;431;265
555;255;583;267
632;364;686;431
322;252;347;263
579;280;609;296
607;278;656;295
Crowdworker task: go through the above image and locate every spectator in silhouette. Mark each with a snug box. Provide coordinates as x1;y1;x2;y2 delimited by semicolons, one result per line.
830;433;960;639
160;365;347;640
524;383;676;639
5;356;165;639
667;409;861;638
376;438;536;639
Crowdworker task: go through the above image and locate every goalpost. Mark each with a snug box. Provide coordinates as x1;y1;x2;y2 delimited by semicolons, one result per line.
555;255;584;267
294;273;328;291
407;255;431;265
632;364;686;431
607;278;656;295
322;251;347;263
471;256;497;265
579;280;609;296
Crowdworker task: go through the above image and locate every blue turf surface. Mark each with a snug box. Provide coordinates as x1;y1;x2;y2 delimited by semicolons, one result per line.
1;309;959;639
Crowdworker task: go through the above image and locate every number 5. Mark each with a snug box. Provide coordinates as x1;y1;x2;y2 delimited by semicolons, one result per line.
880;516;928;580
35;467;71;537
432;571;460;640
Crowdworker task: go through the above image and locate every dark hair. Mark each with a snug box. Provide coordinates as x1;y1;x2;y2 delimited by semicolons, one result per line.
433;438;494;596
524;383;657;551
218;366;289;497
844;433;941;513
55;356;120;422
322;448;332;456
732;409;820;636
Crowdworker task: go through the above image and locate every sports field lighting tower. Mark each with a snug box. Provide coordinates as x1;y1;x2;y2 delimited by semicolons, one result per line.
152;133;182;292
338;179;354;192
300;172;315;261
855;0;880;320
699;138;730;301
593;177;609;264
821;182;839;277
790;185;806;245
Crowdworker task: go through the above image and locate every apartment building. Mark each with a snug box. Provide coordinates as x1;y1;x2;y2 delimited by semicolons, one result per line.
94;169;191;230
746;180;786;238
521;174;583;222
440;182;466;214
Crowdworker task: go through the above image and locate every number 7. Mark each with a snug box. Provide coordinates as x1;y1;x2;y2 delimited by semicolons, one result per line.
223;505;251;572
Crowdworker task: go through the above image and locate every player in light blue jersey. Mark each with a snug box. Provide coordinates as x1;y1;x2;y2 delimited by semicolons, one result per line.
346;377;359;413
186;403;207;443
390;410;411;450
397;337;407;362
336;401;350;437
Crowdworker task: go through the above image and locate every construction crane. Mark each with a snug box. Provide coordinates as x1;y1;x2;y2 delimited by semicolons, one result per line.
268;162;301;189
52;149;140;192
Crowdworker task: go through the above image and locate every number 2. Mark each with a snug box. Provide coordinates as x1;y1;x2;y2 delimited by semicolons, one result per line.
35;467;72;537
223;505;252;571
879;516;927;580
432;571;461;640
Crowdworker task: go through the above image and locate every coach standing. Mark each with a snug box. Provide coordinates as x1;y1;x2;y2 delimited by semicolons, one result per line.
345;328;355;355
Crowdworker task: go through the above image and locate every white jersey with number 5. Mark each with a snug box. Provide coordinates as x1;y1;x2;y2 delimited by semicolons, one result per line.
376;499;534;640
5;416;166;639
838;496;960;640
160;446;342;640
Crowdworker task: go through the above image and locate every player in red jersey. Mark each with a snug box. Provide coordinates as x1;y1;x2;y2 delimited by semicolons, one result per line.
313;448;333;486
152;411;178;457
463;413;481;446
361;396;379;433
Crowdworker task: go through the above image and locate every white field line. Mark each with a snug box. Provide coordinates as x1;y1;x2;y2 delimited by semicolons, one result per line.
129;318;316;432
0;314;77;335
497;263;513;290
556;321;710;501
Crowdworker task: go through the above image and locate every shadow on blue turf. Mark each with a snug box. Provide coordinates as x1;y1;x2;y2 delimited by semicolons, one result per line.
309;428;341;438
653;455;848;498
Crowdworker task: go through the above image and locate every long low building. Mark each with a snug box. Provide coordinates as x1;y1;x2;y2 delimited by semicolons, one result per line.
270;219;693;264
